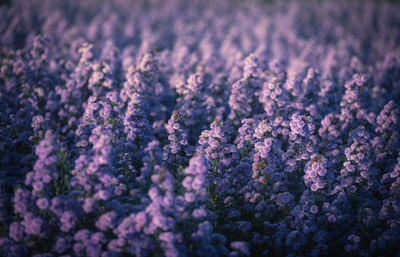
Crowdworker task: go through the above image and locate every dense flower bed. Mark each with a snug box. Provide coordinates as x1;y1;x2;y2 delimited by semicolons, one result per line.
0;0;400;256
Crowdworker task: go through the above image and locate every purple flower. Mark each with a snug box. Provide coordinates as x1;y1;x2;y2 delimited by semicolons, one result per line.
36;198;49;210
9;222;24;242
231;241;250;256
60;211;76;232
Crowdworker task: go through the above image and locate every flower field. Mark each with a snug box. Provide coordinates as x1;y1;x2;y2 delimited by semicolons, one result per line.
0;0;400;256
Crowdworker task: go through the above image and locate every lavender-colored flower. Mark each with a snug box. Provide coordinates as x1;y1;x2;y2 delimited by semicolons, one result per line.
304;154;330;192
198;118;227;173
230;241;250;256
9;222;24;242
60;211;76;232
36;198;49;210
163;110;191;167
